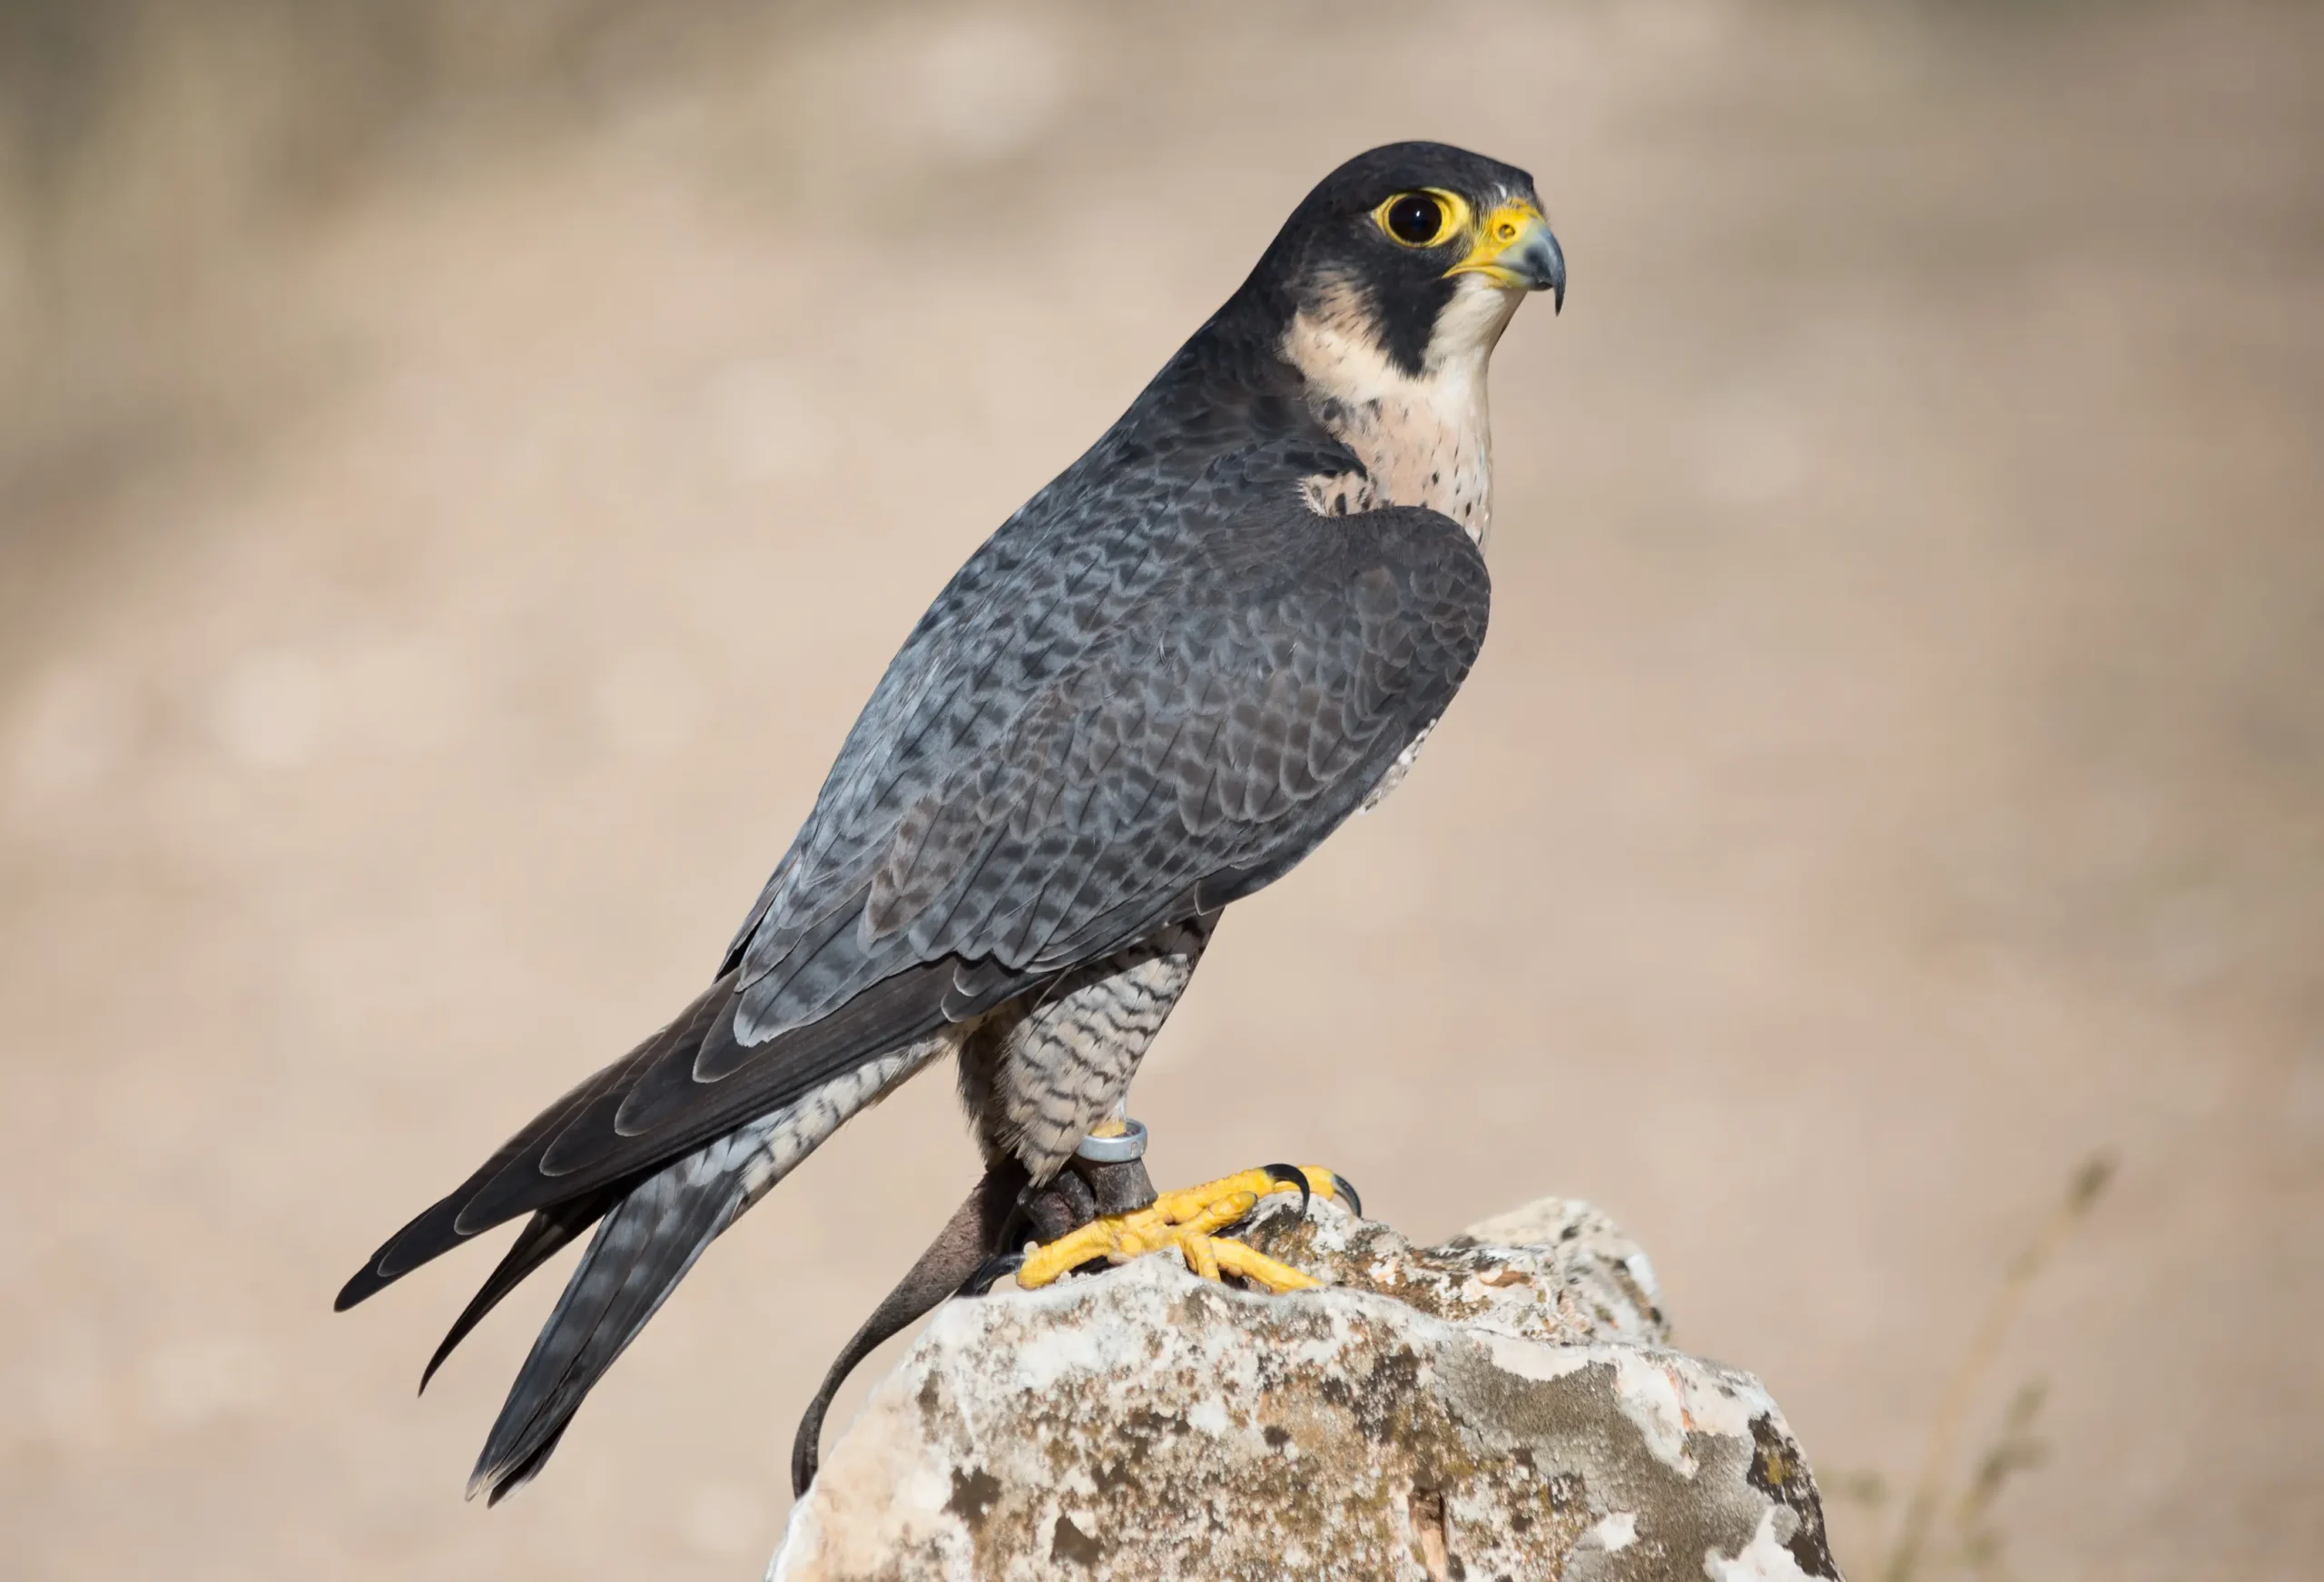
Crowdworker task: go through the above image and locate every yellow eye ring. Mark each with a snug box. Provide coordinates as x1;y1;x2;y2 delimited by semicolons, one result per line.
1374;189;1470;249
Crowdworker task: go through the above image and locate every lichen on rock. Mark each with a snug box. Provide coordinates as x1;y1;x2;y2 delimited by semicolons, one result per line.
771;1196;1842;1581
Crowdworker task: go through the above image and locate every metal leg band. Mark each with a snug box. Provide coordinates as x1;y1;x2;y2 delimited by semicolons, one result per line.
1074;1116;1148;1164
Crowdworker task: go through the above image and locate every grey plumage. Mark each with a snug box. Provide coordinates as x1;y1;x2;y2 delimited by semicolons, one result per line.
338;140;1560;1502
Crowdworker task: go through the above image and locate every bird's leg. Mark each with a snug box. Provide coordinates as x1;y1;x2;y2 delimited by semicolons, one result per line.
954;1138;1157;1295
1012;1117;1357;1294
1012;1111;1157;1242
1019;1164;1098;1243
1076;1150;1159;1217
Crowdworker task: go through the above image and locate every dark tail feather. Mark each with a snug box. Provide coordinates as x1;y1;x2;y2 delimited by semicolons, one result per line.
487;1422;574;1503
465;1125;761;1503
791;1160;1030;1497
419;1190;619;1394
457;1041;946;1501
333;976;737;1314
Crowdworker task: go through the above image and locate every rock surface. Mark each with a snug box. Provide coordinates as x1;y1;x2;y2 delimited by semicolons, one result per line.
771;1195;1842;1581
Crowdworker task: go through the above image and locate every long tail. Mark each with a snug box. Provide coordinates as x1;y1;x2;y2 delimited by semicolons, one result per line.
453;1041;945;1503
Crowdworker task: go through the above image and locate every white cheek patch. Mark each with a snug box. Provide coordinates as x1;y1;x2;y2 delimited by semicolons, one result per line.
1282;275;1521;546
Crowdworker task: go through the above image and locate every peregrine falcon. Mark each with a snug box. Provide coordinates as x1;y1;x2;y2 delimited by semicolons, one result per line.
337;141;1564;1502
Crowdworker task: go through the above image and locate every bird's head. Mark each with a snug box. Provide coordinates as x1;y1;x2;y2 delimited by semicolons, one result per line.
1247;142;1564;382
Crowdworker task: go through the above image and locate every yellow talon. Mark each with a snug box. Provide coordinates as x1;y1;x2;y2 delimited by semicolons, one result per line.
1014;1165;1340;1292
1185;1228;1223;1282
1213;1240;1316;1292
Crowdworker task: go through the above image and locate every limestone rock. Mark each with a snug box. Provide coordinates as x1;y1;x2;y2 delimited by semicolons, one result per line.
771;1195;1841;1581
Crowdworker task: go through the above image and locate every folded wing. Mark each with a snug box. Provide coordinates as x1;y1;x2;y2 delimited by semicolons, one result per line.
337;495;1489;1314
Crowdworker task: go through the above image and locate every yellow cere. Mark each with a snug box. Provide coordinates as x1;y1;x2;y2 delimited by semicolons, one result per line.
1445;199;1552;285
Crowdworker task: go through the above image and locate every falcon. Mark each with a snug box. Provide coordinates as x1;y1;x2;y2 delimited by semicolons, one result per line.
337;141;1564;1502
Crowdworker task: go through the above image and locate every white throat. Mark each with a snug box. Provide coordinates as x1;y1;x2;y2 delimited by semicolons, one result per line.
1284;274;1521;547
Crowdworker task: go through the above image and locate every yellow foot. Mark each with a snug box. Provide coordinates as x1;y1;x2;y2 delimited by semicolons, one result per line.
1016;1165;1353;1293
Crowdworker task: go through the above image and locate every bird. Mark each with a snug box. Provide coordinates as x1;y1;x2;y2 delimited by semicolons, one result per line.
336;140;1564;1504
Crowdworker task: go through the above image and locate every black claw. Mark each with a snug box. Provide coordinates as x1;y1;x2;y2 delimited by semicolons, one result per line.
1330;1172;1364;1220
957;1251;1025;1298
1260;1164;1314;1220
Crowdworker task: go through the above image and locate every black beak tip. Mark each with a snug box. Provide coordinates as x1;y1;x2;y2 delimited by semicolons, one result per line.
1517;222;1565;313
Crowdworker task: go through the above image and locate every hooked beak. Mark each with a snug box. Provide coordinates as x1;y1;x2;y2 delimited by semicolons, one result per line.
1445;200;1566;313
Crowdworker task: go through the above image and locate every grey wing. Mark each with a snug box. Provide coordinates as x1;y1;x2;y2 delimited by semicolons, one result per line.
721;491;1492;1038
338;495;1487;1306
543;494;1489;1181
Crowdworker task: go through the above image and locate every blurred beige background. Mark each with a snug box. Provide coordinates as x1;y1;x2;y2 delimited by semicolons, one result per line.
3;1;2319;1577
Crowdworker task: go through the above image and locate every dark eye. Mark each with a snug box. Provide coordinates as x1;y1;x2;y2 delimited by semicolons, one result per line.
1384;192;1447;246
